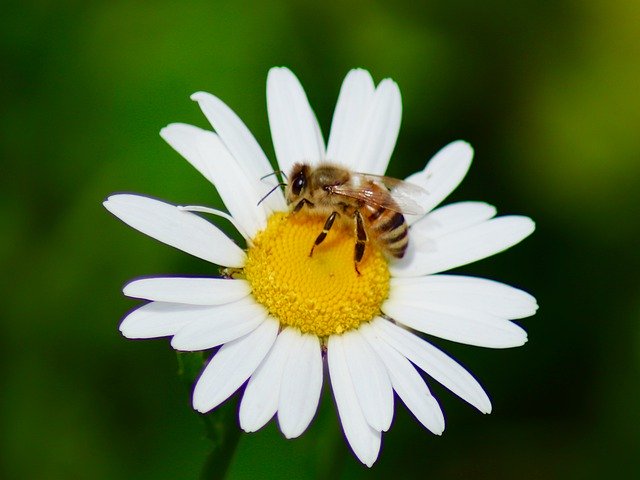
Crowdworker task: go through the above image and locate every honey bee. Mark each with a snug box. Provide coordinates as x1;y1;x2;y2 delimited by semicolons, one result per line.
285;162;427;273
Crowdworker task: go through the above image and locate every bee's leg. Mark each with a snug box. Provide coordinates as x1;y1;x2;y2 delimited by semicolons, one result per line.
310;211;339;257
293;198;314;213
354;210;367;275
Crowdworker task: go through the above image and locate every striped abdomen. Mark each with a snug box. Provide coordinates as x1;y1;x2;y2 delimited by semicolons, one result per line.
363;204;409;258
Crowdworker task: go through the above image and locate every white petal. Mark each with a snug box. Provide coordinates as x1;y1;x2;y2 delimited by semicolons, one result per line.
278;332;323;438
390;275;538;319
171;298;268;351
267;67;326;177
351;79;402;175
360;323;445;435
239;327;298;433
328;335;381;467
192;318;279;413
123;277;251;306
383;298;527;348
190;92;287;213
404;141;473;224
120;302;217;339
372;318;492;413
411;201;497;240
103;194;245;267
160;123;267;238
326;69;375;168
342;330;394;432
177;205;249;241
392;216;535;277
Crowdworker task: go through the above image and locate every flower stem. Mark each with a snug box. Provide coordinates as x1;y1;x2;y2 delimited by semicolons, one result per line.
177;352;243;480
199;401;242;480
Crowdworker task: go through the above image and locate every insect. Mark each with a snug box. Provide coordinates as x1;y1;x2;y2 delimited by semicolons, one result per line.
284;162;427;274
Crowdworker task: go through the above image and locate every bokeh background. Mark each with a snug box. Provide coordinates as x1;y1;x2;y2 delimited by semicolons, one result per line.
2;0;639;478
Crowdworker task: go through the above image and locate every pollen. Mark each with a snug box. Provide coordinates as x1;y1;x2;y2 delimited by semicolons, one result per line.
244;212;390;337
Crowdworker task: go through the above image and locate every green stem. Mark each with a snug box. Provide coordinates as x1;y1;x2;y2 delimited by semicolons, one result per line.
199;401;242;480
176;352;243;480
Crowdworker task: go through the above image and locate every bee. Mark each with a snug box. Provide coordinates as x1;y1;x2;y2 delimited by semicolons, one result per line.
285;163;427;273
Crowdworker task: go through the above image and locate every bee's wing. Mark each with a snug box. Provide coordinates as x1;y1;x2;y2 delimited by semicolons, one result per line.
331;173;428;215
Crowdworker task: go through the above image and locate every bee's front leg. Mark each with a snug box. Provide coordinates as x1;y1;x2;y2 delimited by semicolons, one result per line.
310;211;339;257
353;210;368;275
292;198;314;213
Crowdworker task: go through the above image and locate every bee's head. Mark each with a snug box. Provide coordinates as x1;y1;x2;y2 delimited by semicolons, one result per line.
285;163;309;203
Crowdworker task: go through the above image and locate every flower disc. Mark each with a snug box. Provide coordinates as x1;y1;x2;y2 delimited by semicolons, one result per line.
244;212;390;337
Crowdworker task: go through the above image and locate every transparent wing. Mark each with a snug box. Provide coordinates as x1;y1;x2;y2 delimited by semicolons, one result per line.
331;173;428;215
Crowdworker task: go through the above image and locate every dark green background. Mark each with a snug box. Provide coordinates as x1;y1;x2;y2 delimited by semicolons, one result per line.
3;0;639;478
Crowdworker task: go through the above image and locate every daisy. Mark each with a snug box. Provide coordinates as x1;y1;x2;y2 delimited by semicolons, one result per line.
104;67;537;467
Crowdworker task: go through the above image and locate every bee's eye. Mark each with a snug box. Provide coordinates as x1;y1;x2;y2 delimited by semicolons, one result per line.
291;173;306;195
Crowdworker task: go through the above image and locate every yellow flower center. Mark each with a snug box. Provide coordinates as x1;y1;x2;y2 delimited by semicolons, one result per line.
244;212;390;337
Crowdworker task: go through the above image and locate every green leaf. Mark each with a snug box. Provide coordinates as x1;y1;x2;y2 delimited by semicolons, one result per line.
177;351;206;384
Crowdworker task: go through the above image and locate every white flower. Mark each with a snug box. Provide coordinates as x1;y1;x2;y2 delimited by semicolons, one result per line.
104;67;537;467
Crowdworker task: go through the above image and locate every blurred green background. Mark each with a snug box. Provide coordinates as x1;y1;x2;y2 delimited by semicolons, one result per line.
2;0;639;478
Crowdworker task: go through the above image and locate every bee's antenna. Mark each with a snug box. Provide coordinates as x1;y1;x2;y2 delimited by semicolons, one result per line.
260;170;285;181
257;183;287;206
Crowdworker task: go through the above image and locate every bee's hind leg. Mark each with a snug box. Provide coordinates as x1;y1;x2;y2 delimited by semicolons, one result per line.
310;211;339;257
353;210;367;275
